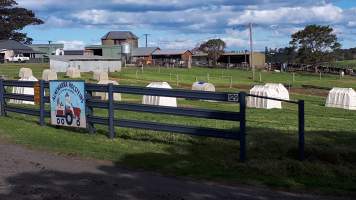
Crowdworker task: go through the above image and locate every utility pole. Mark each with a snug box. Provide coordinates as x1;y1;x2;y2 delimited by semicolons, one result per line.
143;34;150;48
48;40;52;56
249;23;255;80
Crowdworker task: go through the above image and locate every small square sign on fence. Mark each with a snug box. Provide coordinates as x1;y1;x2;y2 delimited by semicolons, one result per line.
49;81;86;128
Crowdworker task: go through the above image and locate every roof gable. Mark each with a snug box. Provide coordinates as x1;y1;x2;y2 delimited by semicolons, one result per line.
152;49;191;56
131;47;160;56
101;31;138;40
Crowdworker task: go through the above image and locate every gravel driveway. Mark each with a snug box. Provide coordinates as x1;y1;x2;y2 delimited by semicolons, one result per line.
0;141;351;200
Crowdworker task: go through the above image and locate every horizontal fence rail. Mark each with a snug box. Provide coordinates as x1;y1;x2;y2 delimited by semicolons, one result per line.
0;79;305;162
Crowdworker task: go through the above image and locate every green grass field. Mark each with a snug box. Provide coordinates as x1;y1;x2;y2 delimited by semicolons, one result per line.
0;63;355;196
327;59;356;70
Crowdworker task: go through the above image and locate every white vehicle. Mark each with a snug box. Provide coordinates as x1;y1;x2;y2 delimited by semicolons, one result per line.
7;54;30;63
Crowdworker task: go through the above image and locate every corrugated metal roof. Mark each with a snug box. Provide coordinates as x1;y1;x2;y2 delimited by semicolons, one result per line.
152;49;191;56
101;31;138;40
50;55;121;62
131;47;159;57
0;40;34;51
63;50;85;55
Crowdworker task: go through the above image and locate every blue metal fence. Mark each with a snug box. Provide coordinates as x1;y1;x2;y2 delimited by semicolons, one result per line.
0;79;305;162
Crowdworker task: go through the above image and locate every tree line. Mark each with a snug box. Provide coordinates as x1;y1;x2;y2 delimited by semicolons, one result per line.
266;25;356;65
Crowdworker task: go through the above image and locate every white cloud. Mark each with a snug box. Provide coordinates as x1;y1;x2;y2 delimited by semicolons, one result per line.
228;4;343;25
44;16;73;27
56;40;85;50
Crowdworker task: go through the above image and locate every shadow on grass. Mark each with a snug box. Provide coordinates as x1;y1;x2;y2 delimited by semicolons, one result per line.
0;128;354;200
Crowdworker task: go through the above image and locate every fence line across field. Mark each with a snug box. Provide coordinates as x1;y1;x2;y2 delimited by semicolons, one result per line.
0;79;305;162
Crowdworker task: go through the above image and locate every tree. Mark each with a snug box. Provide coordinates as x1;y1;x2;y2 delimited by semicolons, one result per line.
199;39;226;66
0;0;43;44
290;25;341;64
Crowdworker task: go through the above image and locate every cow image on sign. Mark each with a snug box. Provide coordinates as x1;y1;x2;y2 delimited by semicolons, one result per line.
49;81;86;128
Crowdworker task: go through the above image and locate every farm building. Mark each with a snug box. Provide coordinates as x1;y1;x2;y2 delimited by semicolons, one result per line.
0;40;42;63
152;49;192;68
29;43;64;58
85;45;123;58
192;51;266;68
49;55;122;72
63;50;94;56
101;31;138;49
131;47;160;65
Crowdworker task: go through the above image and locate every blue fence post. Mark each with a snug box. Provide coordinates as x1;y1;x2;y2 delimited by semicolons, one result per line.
0;79;4;116
108;83;115;139
39;80;45;126
239;92;246;162
298;100;305;161
86;91;95;134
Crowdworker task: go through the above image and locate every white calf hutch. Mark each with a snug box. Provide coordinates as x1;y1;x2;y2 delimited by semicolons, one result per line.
326;88;356;110
247;85;281;109
192;82;215;92
19;68;33;79
265;83;290;100
66;67;81;78
10;76;38;105
50;56;122;73
93;70;109;81
95;80;121;101
142;82;177;107
42;69;57;81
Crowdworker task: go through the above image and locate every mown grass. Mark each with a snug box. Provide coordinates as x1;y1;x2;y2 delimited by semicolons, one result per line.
0;63;355;196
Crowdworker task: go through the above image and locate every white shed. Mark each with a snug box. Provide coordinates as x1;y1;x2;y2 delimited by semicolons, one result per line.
192;82;215;92
247;85;281;109
326;88;356;110
142;82;177;107
94;80;121;101
10;76;38;105
265;83;290;100
50;55;122;73
42;69;57;81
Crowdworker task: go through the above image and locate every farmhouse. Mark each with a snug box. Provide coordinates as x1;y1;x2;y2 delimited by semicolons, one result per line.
192;51;266;68
0;40;42;63
131;47;160;65
50;55;122;72
152;49;192;68
101;31;139;49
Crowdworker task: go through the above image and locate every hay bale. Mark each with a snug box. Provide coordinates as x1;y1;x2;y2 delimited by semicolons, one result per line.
19;68;33;79
93;70;109;81
66;67;81;78
42;69;57;81
94;80;121;101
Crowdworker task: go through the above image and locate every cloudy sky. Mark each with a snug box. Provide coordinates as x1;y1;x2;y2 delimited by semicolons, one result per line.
17;0;356;50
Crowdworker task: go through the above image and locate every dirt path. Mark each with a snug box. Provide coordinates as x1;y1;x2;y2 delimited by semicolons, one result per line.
0;141;351;200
